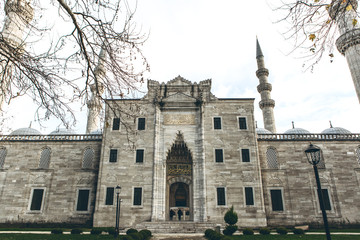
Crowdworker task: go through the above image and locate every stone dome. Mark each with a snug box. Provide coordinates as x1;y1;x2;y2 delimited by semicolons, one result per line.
284;128;310;134
256;128;272;134
90;129;102;134
10;127;41;135
321;127;351;134
49;128;76;135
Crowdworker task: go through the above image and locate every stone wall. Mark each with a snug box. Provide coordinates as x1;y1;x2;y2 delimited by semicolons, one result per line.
258;139;360;226
0;138;101;225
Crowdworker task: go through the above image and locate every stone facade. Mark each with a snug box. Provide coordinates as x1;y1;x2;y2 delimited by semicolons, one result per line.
0;135;102;225
0;78;360;231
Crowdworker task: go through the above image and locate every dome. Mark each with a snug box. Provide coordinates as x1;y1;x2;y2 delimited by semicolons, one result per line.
256;128;272;134
90;129;102;134
10;127;41;135
321;127;351;134
284;128;310;134
49;128;76;135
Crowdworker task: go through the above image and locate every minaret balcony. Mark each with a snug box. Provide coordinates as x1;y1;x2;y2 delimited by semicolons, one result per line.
257;83;272;93
256;68;269;78
336;28;360;55
259;99;275;109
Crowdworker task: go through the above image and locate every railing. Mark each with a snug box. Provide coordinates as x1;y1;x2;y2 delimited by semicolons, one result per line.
257;133;360;141
0;134;103;142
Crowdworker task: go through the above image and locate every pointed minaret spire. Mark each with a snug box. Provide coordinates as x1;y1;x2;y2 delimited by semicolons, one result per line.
255;38;276;133
86;47;106;134
329;1;360;103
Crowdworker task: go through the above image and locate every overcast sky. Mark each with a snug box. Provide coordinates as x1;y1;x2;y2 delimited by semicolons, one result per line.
2;0;360;134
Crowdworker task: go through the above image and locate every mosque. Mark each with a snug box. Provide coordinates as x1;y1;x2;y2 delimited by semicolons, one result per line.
0;0;360;232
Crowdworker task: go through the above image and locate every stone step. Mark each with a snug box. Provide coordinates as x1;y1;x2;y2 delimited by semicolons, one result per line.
135;221;218;233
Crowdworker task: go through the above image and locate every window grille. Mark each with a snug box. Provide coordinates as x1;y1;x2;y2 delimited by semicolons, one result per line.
136;149;144;163
214;117;222;129
82;148;94;168
112;118;120;130
76;189;90;211
105;187;114;205
245;187;254;205
133;187;142;206
0;147;7;168
39;148;51;169
215;149;223;163
356;147;360;165
238;117;247;129
241;149;250;162
109;149;117;162
30;189;44;211
138;118;145;130
217;187;226;206
266;147;279;169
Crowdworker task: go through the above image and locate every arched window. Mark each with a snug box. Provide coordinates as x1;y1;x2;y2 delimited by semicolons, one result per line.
356;146;360;165
82;147;94;168
266;147;279;169
317;150;326;169
39;147;51;169
0;147;7;168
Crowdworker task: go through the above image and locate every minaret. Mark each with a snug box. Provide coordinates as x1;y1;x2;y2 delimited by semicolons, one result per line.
330;0;360;103
86;48;106;134
256;38;276;133
0;0;34;110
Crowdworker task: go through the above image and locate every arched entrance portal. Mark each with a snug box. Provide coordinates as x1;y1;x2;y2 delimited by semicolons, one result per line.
166;132;193;221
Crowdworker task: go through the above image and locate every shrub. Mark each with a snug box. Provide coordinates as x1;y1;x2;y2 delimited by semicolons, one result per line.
107;227;116;235
128;232;142;240
224;206;238;225
123;236;134;240
243;228;254;235
139;229;152;239
71;228;83;234
90;228;102;235
51;229;63;234
205;229;214;239
126;228;138;235
293;228;305;235
276;227;288;235
204;229;222;240
223;225;237;236
259;227;271;235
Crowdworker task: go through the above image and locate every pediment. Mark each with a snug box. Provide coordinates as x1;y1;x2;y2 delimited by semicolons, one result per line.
167;76;192;86
162;92;197;103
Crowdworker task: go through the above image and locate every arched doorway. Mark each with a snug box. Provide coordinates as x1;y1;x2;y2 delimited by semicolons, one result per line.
166;131;193;221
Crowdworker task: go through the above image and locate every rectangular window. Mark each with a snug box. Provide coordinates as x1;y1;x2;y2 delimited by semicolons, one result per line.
105;187;114;205
213;117;222;130
245;187;254;206
112;118;120;130
133;187;142;206
270;189;284;211
138;118;146;130
217;187;226;206
241;149;250;162
215;149;224;163
109;149;117;163
30;189;44;211
321;189;332;211
76;189;90;211
136;149;144;163
238;117;247;130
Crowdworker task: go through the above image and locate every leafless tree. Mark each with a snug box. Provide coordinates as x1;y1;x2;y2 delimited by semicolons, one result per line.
0;0;149;129
274;0;359;69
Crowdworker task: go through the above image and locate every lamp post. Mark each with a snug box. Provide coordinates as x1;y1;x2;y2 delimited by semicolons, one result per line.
305;144;331;240
114;185;121;239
